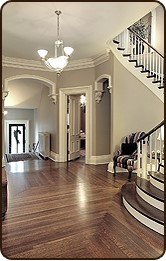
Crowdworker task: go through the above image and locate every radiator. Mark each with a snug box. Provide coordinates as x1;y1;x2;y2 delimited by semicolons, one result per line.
38;132;50;159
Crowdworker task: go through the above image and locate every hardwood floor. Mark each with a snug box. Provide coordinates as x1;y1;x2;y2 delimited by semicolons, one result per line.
2;158;164;259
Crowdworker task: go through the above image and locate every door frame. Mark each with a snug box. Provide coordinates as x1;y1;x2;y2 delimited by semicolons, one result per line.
59;85;93;164
9;123;26;153
5;120;29;153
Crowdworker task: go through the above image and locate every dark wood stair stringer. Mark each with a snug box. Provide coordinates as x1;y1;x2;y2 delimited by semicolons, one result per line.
136;177;164;202
121;182;164;225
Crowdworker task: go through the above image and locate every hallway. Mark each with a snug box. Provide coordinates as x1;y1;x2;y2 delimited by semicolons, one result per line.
2;158;164;259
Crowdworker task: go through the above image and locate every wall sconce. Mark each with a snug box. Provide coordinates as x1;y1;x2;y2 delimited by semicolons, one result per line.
2;90;9;100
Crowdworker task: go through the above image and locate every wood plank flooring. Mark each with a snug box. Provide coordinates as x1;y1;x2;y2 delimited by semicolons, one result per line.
2;158;164;259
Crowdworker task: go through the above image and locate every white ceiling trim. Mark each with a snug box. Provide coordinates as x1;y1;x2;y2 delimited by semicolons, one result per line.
2;51;109;72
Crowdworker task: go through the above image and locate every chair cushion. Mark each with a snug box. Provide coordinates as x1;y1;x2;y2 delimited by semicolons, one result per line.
121;142;137;155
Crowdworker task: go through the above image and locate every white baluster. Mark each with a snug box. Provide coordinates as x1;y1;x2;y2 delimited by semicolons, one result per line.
142;139;147;179
161;58;164;85
149;135;152;172
140;40;143;65
146;44;148;71
137;37;140;64
125;29;129;54
156;52;158;80
149;47;152;75
152;51;155;75
143;43;146;69
137;141;141;177
158;55;161;82
154;131;158;171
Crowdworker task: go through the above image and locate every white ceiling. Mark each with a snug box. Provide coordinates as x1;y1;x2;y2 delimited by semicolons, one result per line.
2;1;159;61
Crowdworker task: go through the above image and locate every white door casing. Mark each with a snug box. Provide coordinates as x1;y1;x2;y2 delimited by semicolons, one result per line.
59;85;93;164
5;120;30;154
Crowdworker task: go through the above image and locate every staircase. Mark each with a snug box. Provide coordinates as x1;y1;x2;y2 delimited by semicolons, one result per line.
121;121;164;235
121;174;164;235
107;28;164;102
107;23;164;234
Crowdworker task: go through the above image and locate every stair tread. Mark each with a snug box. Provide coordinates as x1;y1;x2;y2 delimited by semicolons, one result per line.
113;39;120;44
141;69;150;73
136;177;164;202
152;80;161;83
123;54;131;57
128;59;137;63
117;47;125;51
135;65;144;68
146;74;155;78
121;182;164;224
149;171;164;183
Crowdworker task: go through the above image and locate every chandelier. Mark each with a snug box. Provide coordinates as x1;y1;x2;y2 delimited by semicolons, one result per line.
37;10;74;76
80;95;86;107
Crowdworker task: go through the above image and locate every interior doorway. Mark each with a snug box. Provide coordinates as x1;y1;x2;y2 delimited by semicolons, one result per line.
5;120;30;154
9;124;26;153
59;85;92;164
67;94;86;162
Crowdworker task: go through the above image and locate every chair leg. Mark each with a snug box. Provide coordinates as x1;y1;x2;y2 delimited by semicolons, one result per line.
113;164;116;177
128;171;132;181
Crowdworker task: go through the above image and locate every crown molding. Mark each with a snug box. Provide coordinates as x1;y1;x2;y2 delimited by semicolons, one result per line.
92;51;110;67
2;51;109;72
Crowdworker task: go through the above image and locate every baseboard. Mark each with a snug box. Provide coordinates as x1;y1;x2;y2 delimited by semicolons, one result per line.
107;161;128;173
89;154;111;165
49;151;59;162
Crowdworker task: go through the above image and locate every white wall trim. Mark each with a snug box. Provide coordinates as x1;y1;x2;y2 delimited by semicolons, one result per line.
2;52;109;72
4;120;29;153
122;197;164;235
150;176;164;191
49;151;59;162
4;74;57;103
136;186;164;211
107;161;128;173
90;154;111;165
59;85;93;164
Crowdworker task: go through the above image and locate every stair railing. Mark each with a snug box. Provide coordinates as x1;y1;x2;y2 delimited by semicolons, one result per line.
137;120;164;179
113;28;164;89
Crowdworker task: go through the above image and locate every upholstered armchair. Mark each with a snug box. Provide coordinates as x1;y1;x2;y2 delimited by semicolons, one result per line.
113;131;145;181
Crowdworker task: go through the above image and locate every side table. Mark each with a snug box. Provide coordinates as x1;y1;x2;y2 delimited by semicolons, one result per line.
2;167;7;221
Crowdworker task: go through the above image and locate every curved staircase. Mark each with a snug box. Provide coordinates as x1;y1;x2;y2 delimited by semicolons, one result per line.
109;20;164;235
107;28;164;102
121;172;164;235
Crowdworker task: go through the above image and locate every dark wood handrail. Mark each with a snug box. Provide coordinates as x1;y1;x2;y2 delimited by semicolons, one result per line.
137;120;164;142
128;27;164;58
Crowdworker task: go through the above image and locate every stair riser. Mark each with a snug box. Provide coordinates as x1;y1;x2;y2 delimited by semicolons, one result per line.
136;186;164;211
122;197;164;235
150;176;164;191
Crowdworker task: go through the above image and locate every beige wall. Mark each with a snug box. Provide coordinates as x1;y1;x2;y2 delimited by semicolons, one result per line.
112;55;164;155
95;58;112;78
4;108;35;148
155;4;164;55
94;59;112;156
2;66;57;84
57;67;95;88
34;86;59;153
95;87;110;155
